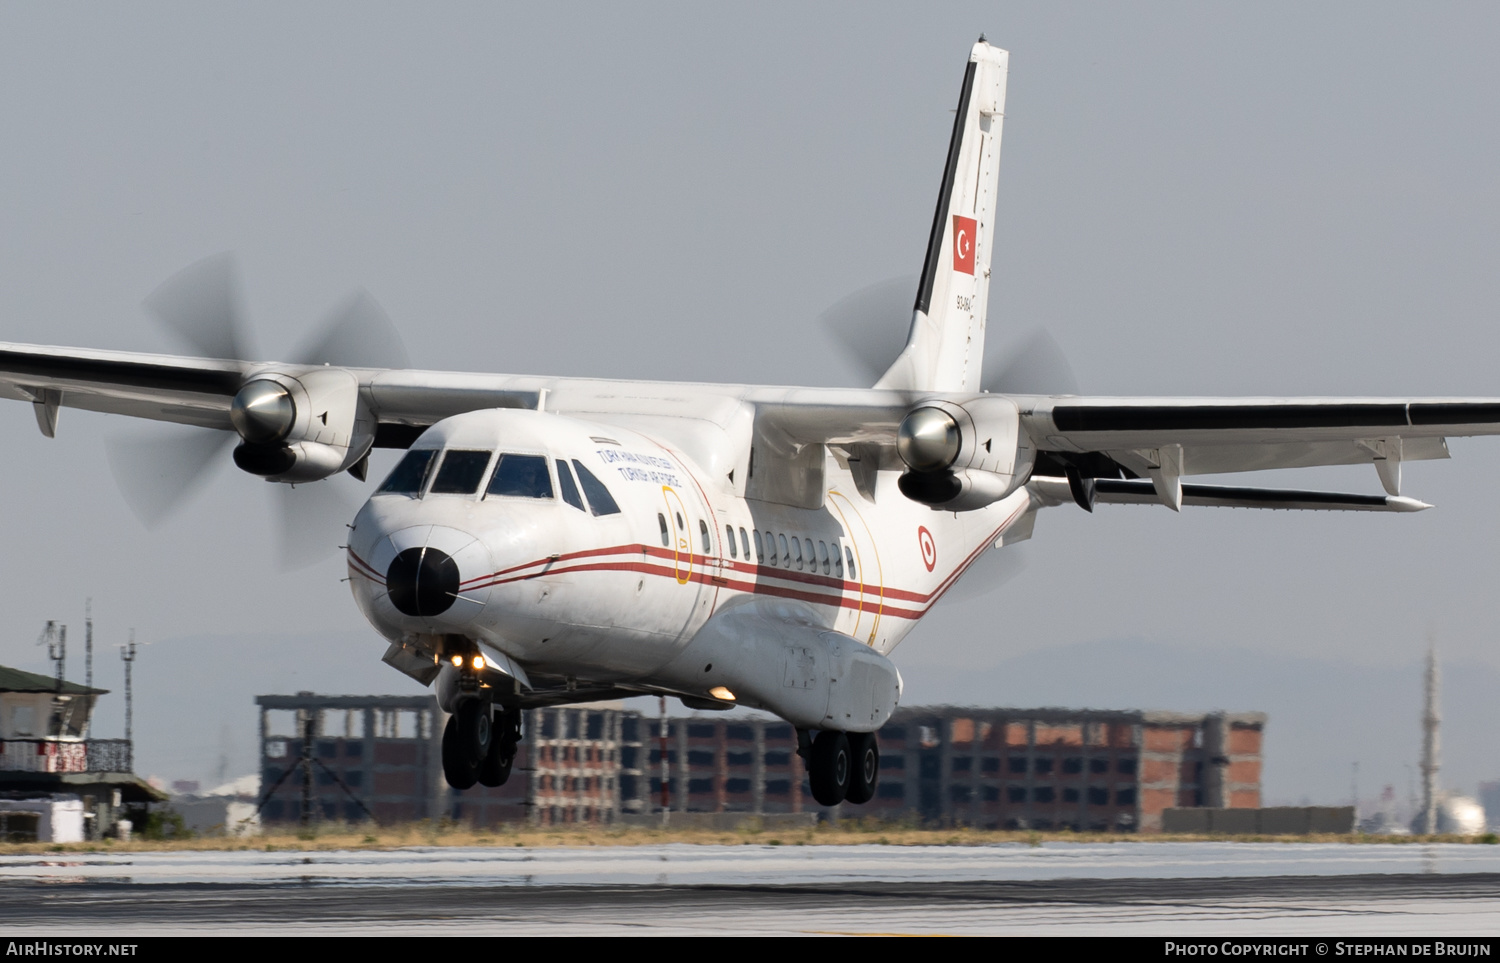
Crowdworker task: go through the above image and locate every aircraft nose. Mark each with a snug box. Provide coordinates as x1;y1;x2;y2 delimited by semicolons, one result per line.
352;523;495;628
386;546;460;617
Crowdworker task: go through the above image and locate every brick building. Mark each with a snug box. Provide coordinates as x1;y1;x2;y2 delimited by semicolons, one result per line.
620;706;1263;832
256;693;641;827
857;707;1264;832
257;695;1262;832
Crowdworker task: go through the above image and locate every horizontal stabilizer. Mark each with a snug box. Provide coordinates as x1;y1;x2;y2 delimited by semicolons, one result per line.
1030;476;1430;512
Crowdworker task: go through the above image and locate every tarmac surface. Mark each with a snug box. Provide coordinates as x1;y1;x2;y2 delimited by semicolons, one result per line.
3;842;1499;935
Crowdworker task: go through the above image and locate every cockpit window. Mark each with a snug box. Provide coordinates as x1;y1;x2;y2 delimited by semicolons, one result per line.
572;460;621;516
485;454;553;499
376;449;438;495
430;450;494;494
556;459;585;511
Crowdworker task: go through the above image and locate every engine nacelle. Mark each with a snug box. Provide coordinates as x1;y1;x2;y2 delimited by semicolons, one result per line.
228;367;375;483
895;395;1034;511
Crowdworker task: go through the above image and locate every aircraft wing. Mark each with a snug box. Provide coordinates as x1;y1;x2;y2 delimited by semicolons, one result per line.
0;343;536;441
1020;395;1500;494
0;343;246;433
7;339;1500;499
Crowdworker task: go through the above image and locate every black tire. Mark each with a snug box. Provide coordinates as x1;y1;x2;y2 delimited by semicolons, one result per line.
808;730;851;806
477;708;521;788
477;739;515;788
441;715;477;790
845;731;879;804
456;699;492;766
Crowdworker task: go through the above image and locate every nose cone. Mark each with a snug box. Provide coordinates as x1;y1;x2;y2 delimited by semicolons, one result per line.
386;546;459;617
349;522;495;630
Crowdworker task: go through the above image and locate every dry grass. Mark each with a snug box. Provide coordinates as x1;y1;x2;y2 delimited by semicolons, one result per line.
2;821;1497;856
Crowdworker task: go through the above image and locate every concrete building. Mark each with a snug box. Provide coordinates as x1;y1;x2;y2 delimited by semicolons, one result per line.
626;707;1265;832
255;695;1264;832
256;693;641;827
0;663;165;841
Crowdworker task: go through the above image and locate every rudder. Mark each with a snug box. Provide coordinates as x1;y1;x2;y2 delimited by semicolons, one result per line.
877;40;1008;394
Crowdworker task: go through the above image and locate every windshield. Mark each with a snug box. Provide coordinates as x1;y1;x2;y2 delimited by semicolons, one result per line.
376;449;438;494
486;454;554;499
429;450;494;494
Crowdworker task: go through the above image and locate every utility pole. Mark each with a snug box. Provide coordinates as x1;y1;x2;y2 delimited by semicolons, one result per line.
120;634;137;745
39;621;66;693
1417;642;1441;835
300;709;315;830
658;695;670;827
39;622;66;736
84;601;93;737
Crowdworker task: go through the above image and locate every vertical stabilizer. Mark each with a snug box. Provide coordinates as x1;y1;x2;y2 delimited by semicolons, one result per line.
877;40;1008;394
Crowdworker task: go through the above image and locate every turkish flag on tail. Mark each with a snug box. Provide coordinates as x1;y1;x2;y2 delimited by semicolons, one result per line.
951;215;976;275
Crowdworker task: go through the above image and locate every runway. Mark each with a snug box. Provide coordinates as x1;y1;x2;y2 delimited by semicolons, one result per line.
3;843;1499;935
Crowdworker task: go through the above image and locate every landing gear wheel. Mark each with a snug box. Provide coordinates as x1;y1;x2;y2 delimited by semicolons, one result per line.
845;731;879;804
477;708;520;788
808;730;851;806
456;698;492;765
441;715;477;790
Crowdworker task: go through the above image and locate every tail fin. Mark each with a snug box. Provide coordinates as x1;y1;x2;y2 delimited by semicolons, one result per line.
876;40;1008;394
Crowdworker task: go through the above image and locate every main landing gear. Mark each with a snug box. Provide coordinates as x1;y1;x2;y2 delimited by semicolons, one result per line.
804;729;879;807
442;700;521;790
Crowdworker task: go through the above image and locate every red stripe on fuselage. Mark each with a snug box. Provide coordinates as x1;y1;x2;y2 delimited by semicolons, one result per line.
453;501;1025;622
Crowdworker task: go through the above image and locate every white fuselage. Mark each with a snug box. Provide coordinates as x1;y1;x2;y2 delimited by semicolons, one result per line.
346;408;1030;700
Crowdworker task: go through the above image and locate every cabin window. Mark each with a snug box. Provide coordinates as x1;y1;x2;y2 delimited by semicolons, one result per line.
845;546;857;580
804;539;815;572
834;544;844;578
725;525;737;559
792;537;804;571
676;512;685;530
818;540;830;575
486;454;554;499
572;461;621;516
739;527;750;560
376;449;437;495
430;450;494;494
556;460;585;511
753;530;764;562
658;513;670;547
778;533;789;567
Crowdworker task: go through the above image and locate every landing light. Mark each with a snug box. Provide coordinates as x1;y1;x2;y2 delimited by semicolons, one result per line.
450;654;463;667
709;686;736;702
472;654;486;671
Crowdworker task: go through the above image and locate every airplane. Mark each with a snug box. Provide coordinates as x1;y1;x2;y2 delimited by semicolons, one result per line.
2;37;1498;805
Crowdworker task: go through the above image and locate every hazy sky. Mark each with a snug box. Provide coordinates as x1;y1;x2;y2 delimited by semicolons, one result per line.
3;3;1500;803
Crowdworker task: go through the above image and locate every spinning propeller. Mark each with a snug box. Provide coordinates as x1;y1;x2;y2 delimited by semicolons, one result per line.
105;254;410;569
816;278;1087;600
816;276;1080;397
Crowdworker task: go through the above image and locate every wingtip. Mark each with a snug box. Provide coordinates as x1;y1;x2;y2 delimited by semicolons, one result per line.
1389;496;1434;512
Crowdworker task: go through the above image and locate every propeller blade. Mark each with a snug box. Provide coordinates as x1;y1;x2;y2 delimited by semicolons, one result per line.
271;478;362;571
941;544;1029;606
816;277;915;385
142;253;250;362
293;290;410;370
106;427;236;527
983;328;1080;396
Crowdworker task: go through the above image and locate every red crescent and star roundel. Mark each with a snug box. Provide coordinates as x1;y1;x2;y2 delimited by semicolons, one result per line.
917;525;937;572
951;214;976;275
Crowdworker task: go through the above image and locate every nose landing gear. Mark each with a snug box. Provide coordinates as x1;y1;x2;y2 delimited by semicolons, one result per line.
442;701;522;789
804;729;880;807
